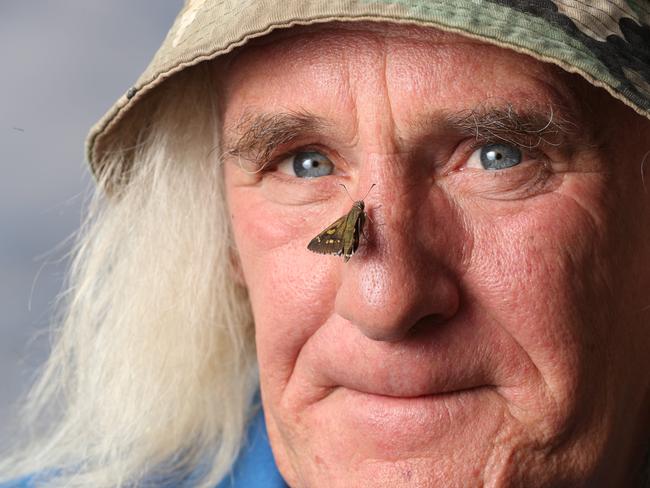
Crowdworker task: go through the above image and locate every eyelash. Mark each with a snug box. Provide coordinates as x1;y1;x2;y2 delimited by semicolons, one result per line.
260;138;550;177
266;145;338;172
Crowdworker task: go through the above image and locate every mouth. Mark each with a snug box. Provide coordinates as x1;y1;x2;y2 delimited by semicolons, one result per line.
322;385;496;446
347;383;491;399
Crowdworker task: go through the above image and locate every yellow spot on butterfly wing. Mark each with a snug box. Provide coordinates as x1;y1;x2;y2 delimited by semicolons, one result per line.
308;214;348;255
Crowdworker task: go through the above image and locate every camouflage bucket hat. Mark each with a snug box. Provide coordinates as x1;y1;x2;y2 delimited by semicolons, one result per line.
86;0;650;178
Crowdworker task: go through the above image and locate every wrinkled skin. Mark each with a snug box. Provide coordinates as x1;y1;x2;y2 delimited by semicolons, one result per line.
219;23;650;487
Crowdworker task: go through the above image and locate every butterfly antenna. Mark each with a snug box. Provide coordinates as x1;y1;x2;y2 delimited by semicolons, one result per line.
362;183;376;200
339;184;355;203
339;183;377;202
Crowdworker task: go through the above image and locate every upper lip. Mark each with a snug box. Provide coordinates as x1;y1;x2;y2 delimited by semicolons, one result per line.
303;319;500;399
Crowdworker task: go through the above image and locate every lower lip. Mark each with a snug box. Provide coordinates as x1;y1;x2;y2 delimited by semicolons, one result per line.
330;386;492;445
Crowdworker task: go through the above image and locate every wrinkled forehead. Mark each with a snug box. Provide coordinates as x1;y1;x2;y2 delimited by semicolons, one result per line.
224;22;539;67
217;22;592;127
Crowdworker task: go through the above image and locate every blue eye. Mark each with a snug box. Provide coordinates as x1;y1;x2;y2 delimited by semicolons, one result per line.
277;151;334;178
468;143;522;170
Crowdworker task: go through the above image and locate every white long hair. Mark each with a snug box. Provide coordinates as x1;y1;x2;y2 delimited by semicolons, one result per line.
0;64;258;487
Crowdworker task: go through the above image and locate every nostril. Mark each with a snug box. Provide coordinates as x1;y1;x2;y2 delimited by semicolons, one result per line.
357;327;413;343
355;312;455;343
410;314;451;335
357;323;412;342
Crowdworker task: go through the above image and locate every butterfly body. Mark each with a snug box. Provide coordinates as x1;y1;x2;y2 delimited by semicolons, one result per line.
308;200;366;262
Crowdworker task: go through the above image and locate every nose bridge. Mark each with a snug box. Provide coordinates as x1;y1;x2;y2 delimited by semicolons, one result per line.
335;153;461;342
360;150;433;254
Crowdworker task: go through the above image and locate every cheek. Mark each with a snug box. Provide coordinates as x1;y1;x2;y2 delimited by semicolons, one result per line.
465;179;611;416
226;183;339;387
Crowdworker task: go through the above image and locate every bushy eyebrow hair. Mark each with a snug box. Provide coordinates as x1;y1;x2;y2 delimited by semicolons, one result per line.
222;103;580;168
439;103;578;150
222;110;328;167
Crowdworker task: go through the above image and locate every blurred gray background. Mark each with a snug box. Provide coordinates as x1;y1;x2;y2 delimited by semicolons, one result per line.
0;2;183;444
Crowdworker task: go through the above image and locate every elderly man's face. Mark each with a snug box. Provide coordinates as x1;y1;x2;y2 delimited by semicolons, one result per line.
220;24;650;487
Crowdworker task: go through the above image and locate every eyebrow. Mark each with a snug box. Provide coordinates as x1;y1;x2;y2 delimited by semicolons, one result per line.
439;103;578;151
222;103;579;167
223;110;328;167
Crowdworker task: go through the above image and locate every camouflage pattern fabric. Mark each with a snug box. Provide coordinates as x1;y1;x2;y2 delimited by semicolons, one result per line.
489;0;650;112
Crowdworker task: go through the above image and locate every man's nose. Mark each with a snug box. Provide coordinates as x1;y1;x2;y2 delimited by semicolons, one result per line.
334;179;462;342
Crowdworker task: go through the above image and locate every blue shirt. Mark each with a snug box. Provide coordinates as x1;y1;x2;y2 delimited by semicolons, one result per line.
0;408;288;487
215;407;288;488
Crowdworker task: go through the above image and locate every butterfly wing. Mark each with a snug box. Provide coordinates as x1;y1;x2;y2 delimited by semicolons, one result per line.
307;214;349;256
342;207;365;262
308;200;367;261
